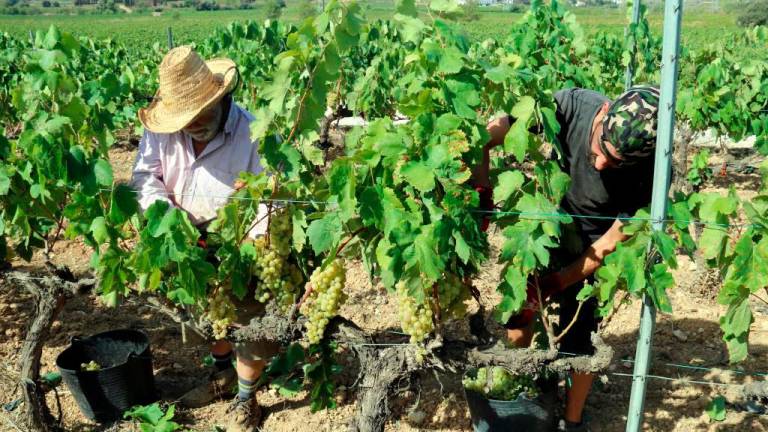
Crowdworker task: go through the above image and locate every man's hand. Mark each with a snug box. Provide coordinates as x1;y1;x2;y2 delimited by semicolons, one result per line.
234;179;246;191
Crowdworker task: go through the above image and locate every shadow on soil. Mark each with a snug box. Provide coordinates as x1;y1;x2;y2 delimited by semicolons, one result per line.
592;317;768;432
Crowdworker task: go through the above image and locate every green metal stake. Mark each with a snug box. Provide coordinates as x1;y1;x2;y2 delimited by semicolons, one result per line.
625;0;683;431
625;0;642;90
167;26;174;50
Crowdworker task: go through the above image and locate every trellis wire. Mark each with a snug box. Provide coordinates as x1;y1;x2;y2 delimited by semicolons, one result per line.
610;372;740;388
93;187;757;229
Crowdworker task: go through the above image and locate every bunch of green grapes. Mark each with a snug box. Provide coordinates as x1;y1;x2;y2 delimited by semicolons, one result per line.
206;288;237;340
80;361;101;372
436;273;471;321
253;236;285;299
251;210;302;310
300;260;347;345
462;367;540;401
396;281;434;344
267;209;291;257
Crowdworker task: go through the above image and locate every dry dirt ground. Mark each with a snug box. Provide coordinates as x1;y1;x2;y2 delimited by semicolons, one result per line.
0;146;767;432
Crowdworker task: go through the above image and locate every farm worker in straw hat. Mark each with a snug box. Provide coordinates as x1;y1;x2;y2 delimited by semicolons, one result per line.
473;86;661;432
131;45;272;432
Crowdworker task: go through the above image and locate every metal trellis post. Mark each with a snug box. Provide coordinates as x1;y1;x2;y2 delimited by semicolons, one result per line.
625;0;683;430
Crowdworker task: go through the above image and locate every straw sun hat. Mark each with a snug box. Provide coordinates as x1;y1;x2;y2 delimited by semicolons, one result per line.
139;45;238;134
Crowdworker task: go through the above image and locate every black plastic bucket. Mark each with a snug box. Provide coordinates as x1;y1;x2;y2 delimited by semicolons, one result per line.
464;379;556;432
55;329;157;423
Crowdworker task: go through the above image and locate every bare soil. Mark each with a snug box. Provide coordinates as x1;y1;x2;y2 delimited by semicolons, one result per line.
0;146;767;432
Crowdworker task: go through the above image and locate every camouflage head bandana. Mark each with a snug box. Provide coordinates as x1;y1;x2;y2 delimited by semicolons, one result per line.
601;85;661;164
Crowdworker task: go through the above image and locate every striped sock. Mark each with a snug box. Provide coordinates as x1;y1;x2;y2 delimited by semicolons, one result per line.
212;351;233;371
237;377;257;401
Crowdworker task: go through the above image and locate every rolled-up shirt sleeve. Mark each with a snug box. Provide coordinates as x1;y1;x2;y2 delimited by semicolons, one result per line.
130;131;174;212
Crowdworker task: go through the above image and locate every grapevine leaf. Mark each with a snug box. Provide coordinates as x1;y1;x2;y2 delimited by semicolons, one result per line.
504;120;529;163
510;96;536;122
699;226;729;261
109;184;138;225
698;193;738;221
124;403;165;425
60;96;88;130
292;209;307;253
720;297;753;363
604;242;646;294
94;159;113;186
328;159;357;222
494;266;527;322
493;171;524;203
167;286;195;305
668;198;693;229
534;161;571;204
359;186;384;227
540;106;561;147
0;170;10;196
381;187;410;236
260;136;302;178
90;216;109;244
429;0;459;13
576;283;595;301
396;0;418;16
485;63;513;84
648;263;673;313
411;225;444;282
399;161;435;192
723;236;768;295
437;46;464;75
35;49;66;71
453;231;470;264
445;79;479;119
706;396;726;422
393;14;427;44
435;113;463;134
307;213;343;254
652;231;677;269
375;237;396;289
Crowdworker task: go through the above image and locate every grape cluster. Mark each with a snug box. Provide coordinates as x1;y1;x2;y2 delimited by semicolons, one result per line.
80;360;101;372
300;260;347;345
251;210;302;311
395;281;434;344
437;273;471;321
267;209;292;256
462;367;540;401
206;289;237;340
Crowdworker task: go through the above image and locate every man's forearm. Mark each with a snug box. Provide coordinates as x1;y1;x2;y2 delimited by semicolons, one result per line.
552;219;627;291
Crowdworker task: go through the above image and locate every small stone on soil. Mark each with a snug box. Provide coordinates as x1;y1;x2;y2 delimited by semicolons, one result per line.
672;329;688;342
407;409;427;425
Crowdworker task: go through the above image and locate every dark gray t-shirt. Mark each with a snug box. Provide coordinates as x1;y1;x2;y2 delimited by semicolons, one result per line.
552;88;654;252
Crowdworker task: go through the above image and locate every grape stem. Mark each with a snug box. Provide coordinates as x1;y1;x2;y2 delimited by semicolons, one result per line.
553;300;585;345
295;283;314;317
533;277;556;351
284;40;332;146
599;291;629;331
432;282;441;323
238;205;276;245
336;227;365;255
